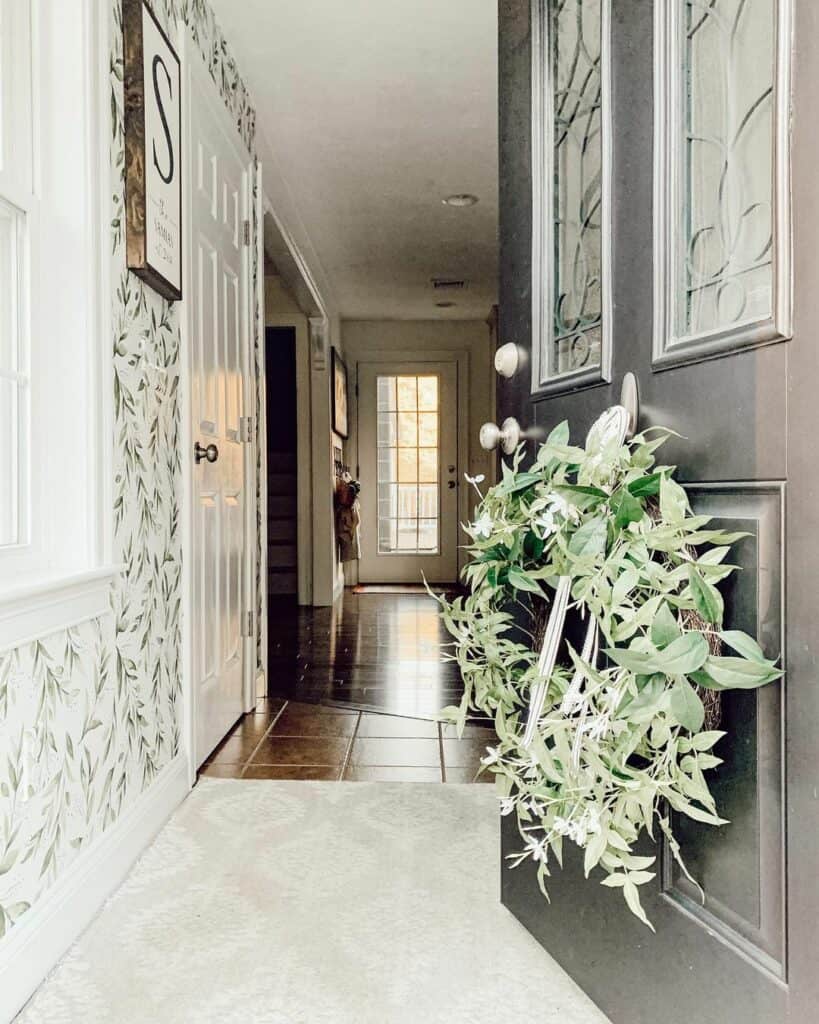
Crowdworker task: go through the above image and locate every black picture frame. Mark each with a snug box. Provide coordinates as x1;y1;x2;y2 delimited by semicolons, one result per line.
332;348;349;439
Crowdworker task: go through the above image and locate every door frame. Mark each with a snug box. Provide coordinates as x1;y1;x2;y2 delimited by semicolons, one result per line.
347;348;470;584
179;34;257;785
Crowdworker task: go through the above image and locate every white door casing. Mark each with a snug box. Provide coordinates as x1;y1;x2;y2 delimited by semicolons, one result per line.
358;360;458;584
184;45;252;768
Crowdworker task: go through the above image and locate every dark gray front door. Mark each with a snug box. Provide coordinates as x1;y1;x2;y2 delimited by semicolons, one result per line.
496;2;818;1021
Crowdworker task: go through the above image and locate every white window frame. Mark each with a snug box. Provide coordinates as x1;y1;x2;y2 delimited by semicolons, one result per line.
652;0;793;369
0;0;117;650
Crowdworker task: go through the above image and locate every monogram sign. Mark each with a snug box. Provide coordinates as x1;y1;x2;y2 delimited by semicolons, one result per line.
123;0;182;301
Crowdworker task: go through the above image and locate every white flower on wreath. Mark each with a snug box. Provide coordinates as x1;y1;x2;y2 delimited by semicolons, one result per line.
548;493;580;524
524;833;550;864
533;508;558;538
481;746;501;766
464;472;486;499
499;797;517;817
468;511;494;540
553;806;602;846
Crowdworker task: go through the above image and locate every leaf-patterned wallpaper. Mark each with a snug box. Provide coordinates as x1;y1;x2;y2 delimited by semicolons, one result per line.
0;0;258;940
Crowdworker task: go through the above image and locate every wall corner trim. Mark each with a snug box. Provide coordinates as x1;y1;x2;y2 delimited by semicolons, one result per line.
0;754;189;1022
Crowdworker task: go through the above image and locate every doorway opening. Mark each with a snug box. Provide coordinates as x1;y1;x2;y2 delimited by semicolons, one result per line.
264;325;298;604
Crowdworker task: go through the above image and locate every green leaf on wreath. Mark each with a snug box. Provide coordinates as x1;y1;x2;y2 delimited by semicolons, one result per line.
650;602;680;649
660;475;689;524
568;516;608;558
611;487;645;529
690;655;783;690
687;565;724;624
718;630;768;664
506;567;544;596
627;472;663;498
669;677;705;732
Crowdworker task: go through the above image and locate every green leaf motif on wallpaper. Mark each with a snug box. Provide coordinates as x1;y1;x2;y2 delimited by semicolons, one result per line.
0;0;259;939
431;423;782;928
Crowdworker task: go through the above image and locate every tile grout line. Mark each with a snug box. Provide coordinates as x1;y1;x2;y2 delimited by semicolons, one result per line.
240;700;289;778
438;722;446;783
338;712;362;781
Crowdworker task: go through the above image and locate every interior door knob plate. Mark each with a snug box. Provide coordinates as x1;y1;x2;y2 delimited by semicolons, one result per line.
494;342;520;379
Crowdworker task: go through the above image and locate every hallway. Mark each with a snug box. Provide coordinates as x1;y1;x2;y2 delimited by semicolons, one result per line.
2;0;816;1019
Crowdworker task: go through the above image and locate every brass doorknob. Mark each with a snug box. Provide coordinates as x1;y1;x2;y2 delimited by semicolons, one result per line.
194;442;219;464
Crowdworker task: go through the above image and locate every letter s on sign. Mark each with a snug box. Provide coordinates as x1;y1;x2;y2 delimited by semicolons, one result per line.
152;53;174;185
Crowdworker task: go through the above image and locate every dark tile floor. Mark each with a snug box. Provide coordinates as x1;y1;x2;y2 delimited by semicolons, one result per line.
199;698;495;783
265;589;464;717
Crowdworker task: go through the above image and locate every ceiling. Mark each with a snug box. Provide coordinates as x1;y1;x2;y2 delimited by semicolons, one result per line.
209;0;498;320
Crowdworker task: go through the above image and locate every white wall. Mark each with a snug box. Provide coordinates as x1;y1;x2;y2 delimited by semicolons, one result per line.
341;319;496;583
265;275;303;316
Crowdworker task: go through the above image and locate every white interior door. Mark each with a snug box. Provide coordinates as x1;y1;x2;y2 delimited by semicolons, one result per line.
189;56;250;767
358;361;458;583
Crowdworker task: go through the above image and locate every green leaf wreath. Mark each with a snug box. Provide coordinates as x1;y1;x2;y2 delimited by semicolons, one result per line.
432;420;782;928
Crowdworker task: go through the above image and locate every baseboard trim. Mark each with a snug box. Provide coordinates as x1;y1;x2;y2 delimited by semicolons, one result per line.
0;753;189;1023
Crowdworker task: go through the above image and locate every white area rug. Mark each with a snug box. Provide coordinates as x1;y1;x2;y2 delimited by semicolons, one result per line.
18;781;609;1024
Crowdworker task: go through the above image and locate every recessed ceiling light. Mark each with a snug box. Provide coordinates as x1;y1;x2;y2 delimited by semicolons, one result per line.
442;193;479;207
436;301;456;308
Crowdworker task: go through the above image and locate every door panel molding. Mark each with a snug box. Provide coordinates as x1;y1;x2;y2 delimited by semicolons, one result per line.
652;0;793;370
662;483;785;977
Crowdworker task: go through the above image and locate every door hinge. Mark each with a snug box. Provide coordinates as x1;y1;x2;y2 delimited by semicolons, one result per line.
239;415;254;443
243;219;251;246
242;610;255;637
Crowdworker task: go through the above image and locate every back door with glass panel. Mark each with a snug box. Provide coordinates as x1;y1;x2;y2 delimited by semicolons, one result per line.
358;361;458;583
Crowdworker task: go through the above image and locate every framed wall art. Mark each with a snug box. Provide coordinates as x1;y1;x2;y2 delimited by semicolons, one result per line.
332;348;349;439
123;0;182;301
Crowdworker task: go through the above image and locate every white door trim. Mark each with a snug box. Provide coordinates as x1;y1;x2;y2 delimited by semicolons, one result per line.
179;34;256;784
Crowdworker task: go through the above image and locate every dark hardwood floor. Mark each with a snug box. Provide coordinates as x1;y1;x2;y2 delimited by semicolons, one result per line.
199;588;494;783
266;588;465;717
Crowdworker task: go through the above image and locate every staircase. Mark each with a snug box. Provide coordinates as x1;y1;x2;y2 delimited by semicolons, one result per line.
267;451;297;596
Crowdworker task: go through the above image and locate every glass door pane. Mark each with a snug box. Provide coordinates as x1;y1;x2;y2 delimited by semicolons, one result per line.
680;0;776;337
376;374;439;554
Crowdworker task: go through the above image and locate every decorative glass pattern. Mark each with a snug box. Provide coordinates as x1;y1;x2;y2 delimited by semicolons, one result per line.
679;0;775;337
550;0;603;378
376;374;439;555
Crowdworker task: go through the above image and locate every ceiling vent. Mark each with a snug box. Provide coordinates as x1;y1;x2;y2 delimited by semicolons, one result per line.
431;277;467;291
